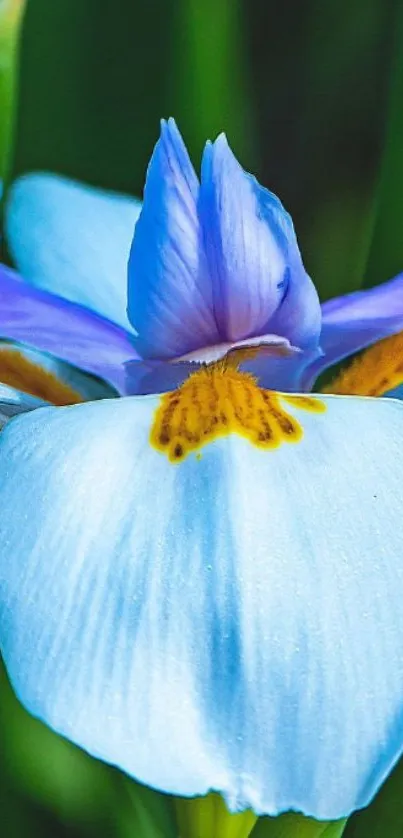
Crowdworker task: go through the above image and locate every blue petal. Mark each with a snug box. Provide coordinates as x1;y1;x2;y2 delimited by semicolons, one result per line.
0;264;137;394
1;394;403;818
127;119;220;358
0;341;117;402
304;274;403;389
200;135;321;348
0;382;47;428
5;173;141;331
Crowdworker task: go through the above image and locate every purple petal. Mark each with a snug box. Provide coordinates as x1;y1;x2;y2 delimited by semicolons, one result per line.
304;273;403;389
0;265;138;393
128;119;220;359
199;134;321;348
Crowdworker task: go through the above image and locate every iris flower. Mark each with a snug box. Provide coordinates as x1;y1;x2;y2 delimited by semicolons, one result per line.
1;121;403;838
1;118;403;406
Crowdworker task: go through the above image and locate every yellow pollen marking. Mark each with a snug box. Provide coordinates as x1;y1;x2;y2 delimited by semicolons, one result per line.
323;331;403;396
0;348;83;405
150;362;326;463
282;394;327;413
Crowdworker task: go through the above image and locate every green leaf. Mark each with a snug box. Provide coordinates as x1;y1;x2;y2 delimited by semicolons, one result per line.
120;776;178;838
171;0;256;167
9;0;255;193
0;0;26;180
10;0;173;193
362;5;403;288
251;813;347;838
343;760;403;838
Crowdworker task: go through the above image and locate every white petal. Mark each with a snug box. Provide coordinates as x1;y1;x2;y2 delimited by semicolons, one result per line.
0;394;403;820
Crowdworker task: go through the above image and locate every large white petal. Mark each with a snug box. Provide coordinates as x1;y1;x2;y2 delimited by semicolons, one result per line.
0;394;403;819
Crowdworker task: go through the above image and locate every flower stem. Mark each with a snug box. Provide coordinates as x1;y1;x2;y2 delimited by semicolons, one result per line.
175;792;257;838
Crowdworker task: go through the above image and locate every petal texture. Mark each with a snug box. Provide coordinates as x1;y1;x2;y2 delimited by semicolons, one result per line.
128;119;220;358
304;274;403;389
0;265;137;393
200;135;321;348
5;173;141;331
1;394;403;818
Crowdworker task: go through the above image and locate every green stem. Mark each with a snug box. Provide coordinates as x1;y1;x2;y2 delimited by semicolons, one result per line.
175;792;257;838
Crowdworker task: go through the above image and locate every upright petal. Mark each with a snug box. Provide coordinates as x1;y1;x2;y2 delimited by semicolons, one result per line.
200;135;321;348
304;274;403;389
1;392;403;819
5;173;141;331
127;119;220;358
0;265;137;393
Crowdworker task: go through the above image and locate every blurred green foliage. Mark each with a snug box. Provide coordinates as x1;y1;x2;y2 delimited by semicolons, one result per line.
344;759;403;838
1;0;403;836
0;0;25;179
5;0;400;303
5;0;254;190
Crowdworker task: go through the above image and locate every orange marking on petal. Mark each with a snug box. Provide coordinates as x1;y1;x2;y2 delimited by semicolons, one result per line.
323;331;403;397
150;362;326;463
0;349;83;405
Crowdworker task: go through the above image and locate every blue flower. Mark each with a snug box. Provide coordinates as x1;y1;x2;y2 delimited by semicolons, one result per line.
1;118;403;401
2;118;403;829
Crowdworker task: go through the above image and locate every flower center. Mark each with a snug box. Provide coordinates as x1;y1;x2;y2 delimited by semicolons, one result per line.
0;348;83;405
150;361;325;463
324;331;403;396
